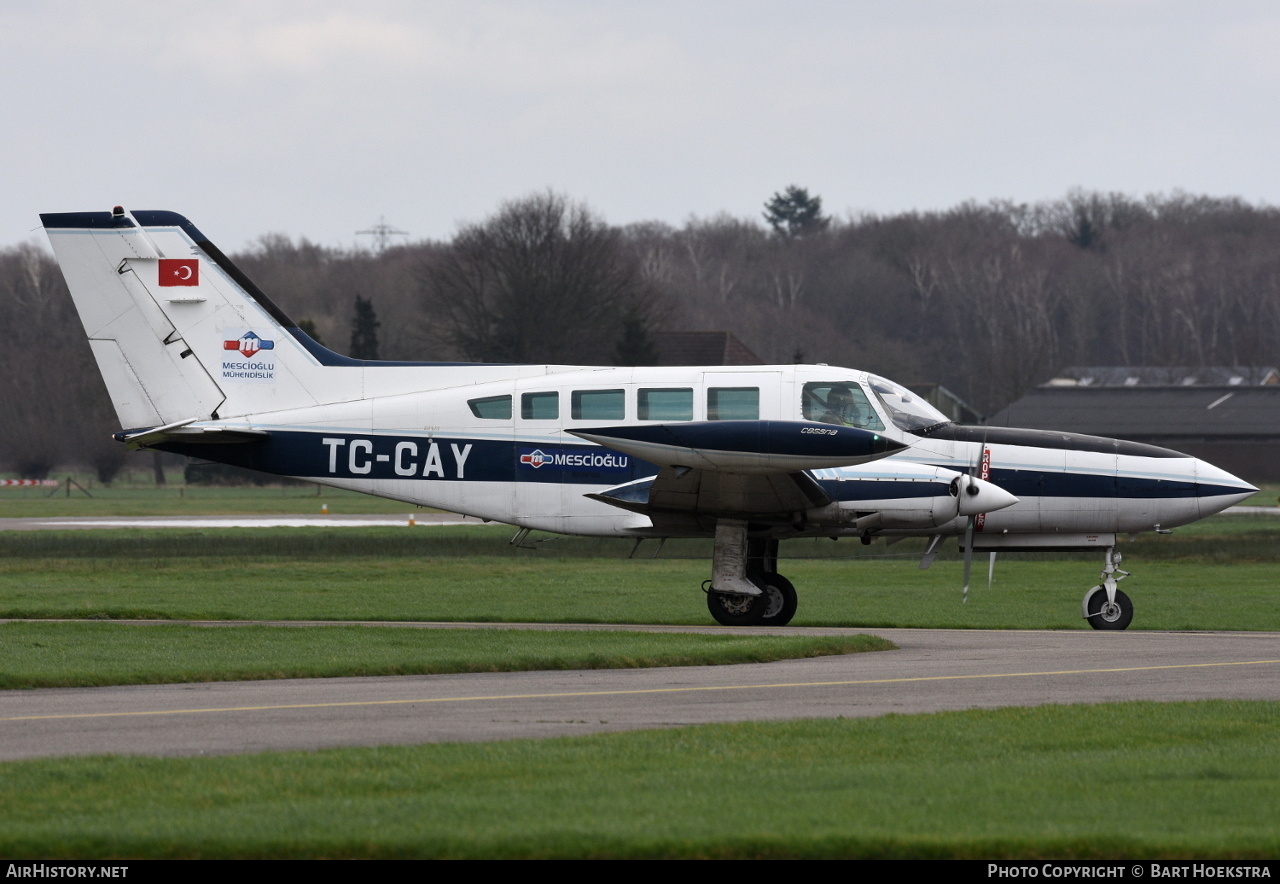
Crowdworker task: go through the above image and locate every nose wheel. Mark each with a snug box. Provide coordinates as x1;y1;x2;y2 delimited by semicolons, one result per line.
1084;587;1133;629
755;572;798;625
1082;547;1134;630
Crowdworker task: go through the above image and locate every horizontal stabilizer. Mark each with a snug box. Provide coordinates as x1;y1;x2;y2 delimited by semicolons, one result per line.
570;420;905;474
115;419;270;450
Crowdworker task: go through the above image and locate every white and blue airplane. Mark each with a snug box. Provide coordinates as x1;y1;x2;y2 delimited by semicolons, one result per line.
41;207;1257;629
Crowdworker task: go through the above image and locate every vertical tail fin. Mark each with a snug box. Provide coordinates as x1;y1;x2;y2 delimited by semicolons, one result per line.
42;208;359;426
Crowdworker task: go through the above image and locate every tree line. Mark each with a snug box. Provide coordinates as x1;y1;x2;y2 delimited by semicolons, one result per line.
4;188;1280;480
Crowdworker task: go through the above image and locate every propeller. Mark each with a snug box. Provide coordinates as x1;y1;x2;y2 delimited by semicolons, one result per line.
962;507;975;602
958;426;992;602
944;430;1016;602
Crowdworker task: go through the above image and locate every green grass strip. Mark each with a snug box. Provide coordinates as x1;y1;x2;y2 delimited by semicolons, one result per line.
0;701;1275;859
1;520;1277;560
3;546;1279;630
0;623;892;689
0;483;416;517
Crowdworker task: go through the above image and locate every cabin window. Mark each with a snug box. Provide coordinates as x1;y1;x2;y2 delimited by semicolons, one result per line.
468;395;512;420
521;391;559;420
638;388;693;421
707;387;759;420
571;389;625;420
802;382;884;430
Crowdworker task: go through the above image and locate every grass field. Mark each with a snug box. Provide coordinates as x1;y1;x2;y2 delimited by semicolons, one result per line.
0;622;891;689
1;523;1276;630
1;701;1276;859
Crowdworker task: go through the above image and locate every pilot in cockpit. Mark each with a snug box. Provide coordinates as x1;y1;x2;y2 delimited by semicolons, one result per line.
820;385;860;426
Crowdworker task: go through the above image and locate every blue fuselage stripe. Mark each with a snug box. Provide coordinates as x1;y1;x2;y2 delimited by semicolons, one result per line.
158;431;1241;500
159;432;655;484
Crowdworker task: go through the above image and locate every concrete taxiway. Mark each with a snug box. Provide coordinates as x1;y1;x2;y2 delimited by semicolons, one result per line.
1;626;1276;761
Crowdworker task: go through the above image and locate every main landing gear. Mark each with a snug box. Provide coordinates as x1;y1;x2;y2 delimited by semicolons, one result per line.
1082;546;1134;630
704;521;798;626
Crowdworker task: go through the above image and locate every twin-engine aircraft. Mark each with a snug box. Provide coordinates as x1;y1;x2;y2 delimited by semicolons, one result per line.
41;208;1257;629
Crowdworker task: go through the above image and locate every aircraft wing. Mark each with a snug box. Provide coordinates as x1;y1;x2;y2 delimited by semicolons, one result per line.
575;420;907;524
569;420;906;474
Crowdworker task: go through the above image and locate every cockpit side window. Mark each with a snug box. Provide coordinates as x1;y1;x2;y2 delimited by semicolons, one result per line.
802;382;884;431
468;395;512;419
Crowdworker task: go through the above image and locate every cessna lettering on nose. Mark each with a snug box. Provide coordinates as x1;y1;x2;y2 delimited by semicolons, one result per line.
42;207;1257;629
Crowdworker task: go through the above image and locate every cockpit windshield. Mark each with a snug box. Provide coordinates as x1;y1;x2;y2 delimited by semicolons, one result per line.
867;375;949;434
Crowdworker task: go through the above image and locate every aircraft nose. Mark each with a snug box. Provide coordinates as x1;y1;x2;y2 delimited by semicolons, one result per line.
1193;459;1258;518
956;475;1019;516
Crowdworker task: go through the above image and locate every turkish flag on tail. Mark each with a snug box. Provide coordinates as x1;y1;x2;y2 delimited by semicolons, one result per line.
158;259;199;287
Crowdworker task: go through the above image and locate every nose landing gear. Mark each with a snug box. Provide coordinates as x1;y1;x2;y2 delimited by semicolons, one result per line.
1082;546;1134;630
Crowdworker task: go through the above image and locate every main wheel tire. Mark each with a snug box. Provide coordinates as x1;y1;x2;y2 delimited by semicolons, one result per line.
1085;587;1133;630
755;572;798;626
706;588;769;626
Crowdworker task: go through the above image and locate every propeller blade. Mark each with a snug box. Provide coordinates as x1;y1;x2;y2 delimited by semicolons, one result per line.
961;424;992;604
961;515;975;602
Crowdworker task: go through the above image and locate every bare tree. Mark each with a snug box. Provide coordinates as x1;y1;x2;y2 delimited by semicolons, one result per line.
0;244;122;478
418;192;650;364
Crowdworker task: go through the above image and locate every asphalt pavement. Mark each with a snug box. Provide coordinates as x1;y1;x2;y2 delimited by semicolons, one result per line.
1;626;1276;760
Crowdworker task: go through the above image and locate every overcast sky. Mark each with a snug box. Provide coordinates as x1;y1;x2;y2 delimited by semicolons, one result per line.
5;1;1280;252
